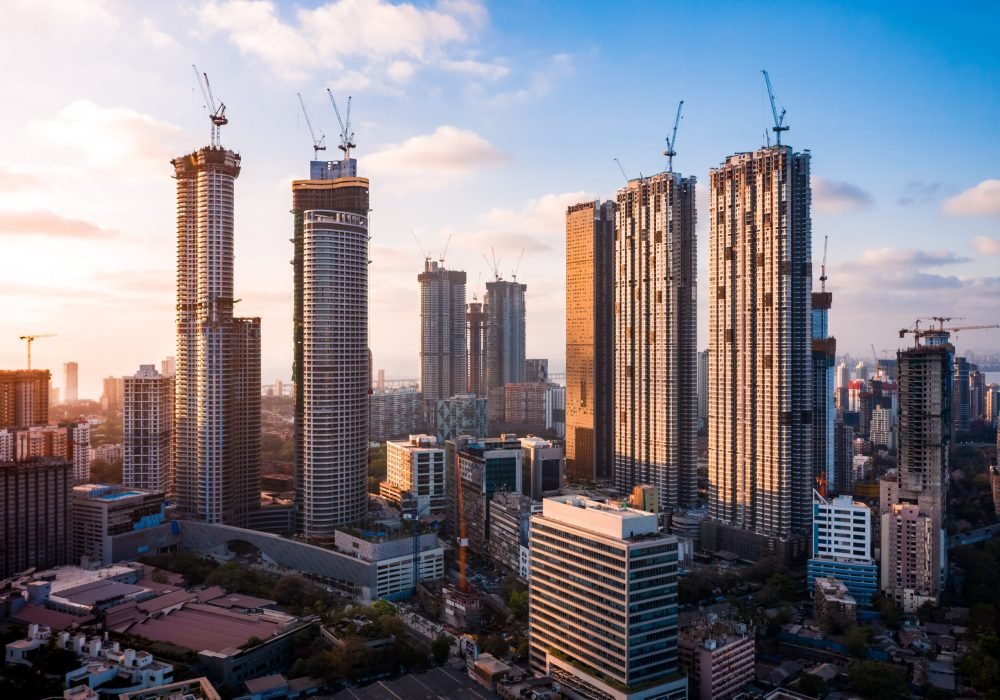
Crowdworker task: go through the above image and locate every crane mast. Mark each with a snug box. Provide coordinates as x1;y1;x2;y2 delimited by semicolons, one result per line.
762;69;789;146
663;100;684;173
296;93;326;159
192;65;228;147
326;89;356;160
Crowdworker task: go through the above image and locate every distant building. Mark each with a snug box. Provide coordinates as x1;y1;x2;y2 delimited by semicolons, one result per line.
484;279;527;393
101;376;124;413
487;490;536;578
678;616;755;700
466;300;486;398
2;422;90;481
419;259;468;412
697;350;709;430
835;362;850;412
952;357;971;435
72;484;176;566
368;387;423;443
519;435;564;500
525;359;548;384
869;405;895;450
985;383;1000;427
529;495;687;700
833;421;855;493
0;369;50;429
807;493;877;606
499;382;564;437
0;457;73;577
123;365;173;493
434;394;487;442
381;434;446;518
814;577;857;627
990;465;1000;516
160;356;176;378
63;362;79;404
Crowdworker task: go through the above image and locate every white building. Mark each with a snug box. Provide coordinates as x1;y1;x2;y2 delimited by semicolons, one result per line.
123;365;173;493
519;436;564;500
807;493;877;606
529;495;687;700
870;405;895;450
381;434;446;517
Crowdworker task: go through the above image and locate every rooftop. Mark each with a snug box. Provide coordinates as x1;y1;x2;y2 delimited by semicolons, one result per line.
128;602;287;653
541;494;660;539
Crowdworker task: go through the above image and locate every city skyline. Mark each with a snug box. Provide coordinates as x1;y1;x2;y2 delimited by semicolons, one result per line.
2;2;999;398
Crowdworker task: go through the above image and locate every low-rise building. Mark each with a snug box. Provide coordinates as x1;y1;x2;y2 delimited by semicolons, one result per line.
814;577;857;627
381;434;446;518
73;484;178;566
519;436;564;500
807;493;877;606
117;677;221;700
333;529;444;601
487;490;537;578
678;616;755;700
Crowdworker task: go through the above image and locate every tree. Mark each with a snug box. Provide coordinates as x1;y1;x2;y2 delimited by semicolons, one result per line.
431;633;452;665
479;633;507;658
847;661;908;699
371;599;396;619
509;589;529;621
797;672;824;698
845;625;873;659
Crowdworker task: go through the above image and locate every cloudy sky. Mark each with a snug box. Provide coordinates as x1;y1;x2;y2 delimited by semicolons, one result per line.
1;0;998;399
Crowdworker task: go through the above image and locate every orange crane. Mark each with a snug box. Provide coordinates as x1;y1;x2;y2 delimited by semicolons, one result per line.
18;333;55;370
899;320;1000;348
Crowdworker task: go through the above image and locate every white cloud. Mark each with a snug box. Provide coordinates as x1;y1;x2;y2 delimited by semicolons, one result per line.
484;53;573;106
27;100;186;173
856;248;968;267
139;18;178;48
387;60;416;83
441;58;509;80
943;179;1000;217
365;125;507;187
197;0;487;82
972;236;1000;255
812;176;874;214
0;209;119;239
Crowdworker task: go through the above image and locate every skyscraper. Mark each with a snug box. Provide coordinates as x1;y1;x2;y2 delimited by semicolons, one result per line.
615;172;698;511
291;151;370;536
63;362;78;404
529;495;687;699
565;200;614;484
419;259;467;406
123;364;173;493
466;300;486;397
0;457;73;578
484;278;527;392
708;145;813;541
812;290;835;495
172;145;261;526
834;361;850;412
952;357;971;435
697;350;709;429
0;370;50;429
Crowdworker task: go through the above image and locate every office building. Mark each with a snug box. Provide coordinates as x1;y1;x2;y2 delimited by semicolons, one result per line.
434;394;487;442
697;350;709;430
419;259;467;407
368;387;424;443
0;370;50;429
484;279;527;393
565;200;615;484
291;152;370;536
0;457;73;577
466;300;486;397
615;172;698;512
487;490;536;578
708;145;813;541
101;376;125;413
123;365;173;493
172;144;261;527
881;340;951;611
812;290;835;495
678;616;755;700
72;484;176;566
381;434;446;518
952;357;971;435
529;495;687;700
63;362;79;404
807;493;877;606
519;435;564;500
447;435;522;557
525;358;549;384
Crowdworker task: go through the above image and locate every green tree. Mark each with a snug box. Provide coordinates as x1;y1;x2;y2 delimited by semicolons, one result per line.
371;599;396;618
845;625;874;659
431;633;452;665
509;589;529;621
847;661;908;699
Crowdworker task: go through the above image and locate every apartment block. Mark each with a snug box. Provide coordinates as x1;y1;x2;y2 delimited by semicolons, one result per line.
678;616;755;700
484;279;527;393
123;365;173;493
419;259;467;408
0;370;50;429
381;434;446;518
807;493;877;606
369;387;424;443
0;457;73;577
3;423;90;482
487;490;536;578
529;495;687;700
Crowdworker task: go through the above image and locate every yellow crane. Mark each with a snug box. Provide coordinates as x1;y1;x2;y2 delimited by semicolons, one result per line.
18;333;56;370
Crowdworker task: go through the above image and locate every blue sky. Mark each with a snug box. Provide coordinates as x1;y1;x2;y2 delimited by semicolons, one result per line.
0;0;997;398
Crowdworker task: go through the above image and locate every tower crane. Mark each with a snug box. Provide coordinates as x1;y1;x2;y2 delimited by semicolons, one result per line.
296;93;326;159
663;100;684;173
412;231;431;263
762;69;789;146
511;248;525;281
18;333;55;370
326;89;356;160
483;246;502;281
819;235;829;292
613;157;629;182
439;232;452;267
192;65;228;147
898;321;1000;348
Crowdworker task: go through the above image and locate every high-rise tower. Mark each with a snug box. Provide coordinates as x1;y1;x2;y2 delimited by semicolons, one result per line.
291;96;370;536
812;289;835;496
484;279;527;391
123;364;173;494
172;141;261;526
63;362;78;404
614;173;698;511
708;145;813;540
565;200;615;484
419;260;467;405
466;300;486;397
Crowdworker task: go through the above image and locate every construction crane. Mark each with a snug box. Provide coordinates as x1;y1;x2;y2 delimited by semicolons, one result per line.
296;92;326;159
483;246;502;281
613;157;629;182
412;231;430;263
663;100;684;173
762;69;789;146
871;343;880;379
439;232;452;267
819;235;829;292
192;65;228;147
18;333;55;370
899;320;1000;348
325;89;356;160
511;248;525;281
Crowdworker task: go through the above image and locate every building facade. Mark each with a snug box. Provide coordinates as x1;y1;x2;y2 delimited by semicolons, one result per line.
2;423;90;482
678;617;755;700
484;279;527;394
0;370;50;429
368;387;423;443
0;457;73;577
63;362;79;404
123;365;173;493
708;145;813;541
565;200;615;484
72;484;175;566
381;434;446;518
419;260;467;408
434;394;487;442
291;158;370;535
614;173;698;512
812;291;835;495
697;350;709;430
807;493;877;606
529;495;687;700
466;301;486;397
173;146;261;527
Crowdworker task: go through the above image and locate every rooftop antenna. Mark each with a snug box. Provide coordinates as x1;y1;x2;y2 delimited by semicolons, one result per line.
663;100;684;173
819;235;828;292
326;89;356;161
296;93;326;159
762;69;788;146
192;65;228;147
613;157;629;182
511;248;525;281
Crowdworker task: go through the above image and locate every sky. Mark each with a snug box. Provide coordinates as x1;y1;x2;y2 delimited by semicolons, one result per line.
1;0;998;400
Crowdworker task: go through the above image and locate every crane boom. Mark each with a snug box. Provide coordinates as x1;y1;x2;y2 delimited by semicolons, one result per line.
18;333;56;370
326;89;356;160
663;100;684;173
820;235;828;292
762;69;789;145
297;93;326;159
898;321;1000;347
439;232;452;266
192;64;228;147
